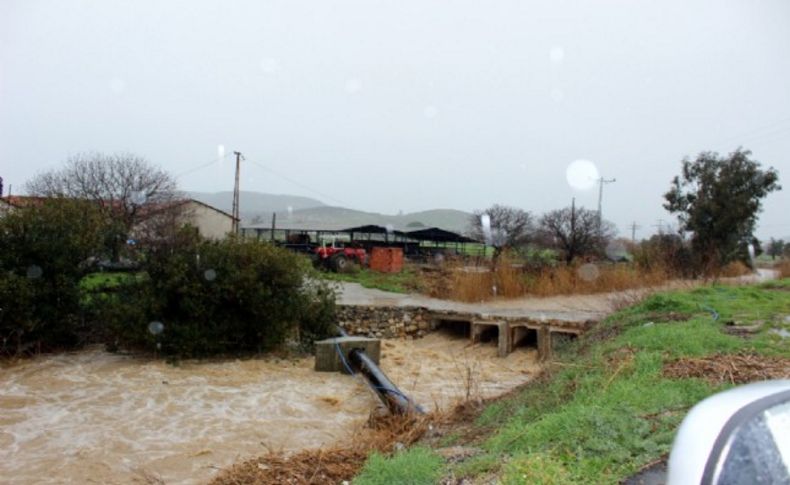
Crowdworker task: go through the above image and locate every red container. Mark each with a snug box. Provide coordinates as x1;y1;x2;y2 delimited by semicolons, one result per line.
369;247;404;273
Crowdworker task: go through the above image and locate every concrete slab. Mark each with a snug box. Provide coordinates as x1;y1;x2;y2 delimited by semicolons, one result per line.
315;336;380;373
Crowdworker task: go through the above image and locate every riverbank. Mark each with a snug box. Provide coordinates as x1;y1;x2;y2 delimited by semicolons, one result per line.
352;279;790;484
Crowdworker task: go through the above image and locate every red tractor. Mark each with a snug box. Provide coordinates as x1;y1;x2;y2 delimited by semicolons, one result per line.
314;239;367;272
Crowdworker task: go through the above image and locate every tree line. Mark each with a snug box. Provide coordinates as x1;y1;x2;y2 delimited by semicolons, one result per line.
469;148;780;273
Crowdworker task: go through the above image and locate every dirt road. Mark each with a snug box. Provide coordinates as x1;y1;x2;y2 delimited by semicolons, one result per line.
337;268;779;322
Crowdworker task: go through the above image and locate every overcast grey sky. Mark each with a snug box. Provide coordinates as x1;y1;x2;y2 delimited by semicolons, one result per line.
1;0;788;238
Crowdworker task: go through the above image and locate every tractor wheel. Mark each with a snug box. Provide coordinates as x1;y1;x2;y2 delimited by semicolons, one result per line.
331;254;349;272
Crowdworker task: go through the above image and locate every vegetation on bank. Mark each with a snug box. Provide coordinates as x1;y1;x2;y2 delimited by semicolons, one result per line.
354;280;790;483
320;266;424;294
0;200;336;358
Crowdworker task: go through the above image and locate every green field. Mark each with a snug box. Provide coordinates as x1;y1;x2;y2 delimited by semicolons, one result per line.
354;279;790;484
320;267;424;294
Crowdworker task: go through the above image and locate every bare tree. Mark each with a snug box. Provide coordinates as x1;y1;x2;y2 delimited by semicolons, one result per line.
469;204;535;259
26;152;180;257
538;205;616;263
767;238;785;261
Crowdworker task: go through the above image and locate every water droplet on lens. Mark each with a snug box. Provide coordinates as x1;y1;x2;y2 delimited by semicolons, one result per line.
204;269;217;281
109;78;126;94
550;88;564;103
566;159;599;191
345;78;362;94
480;214;493;246
130;191;147;205
578;263;600;282
549;46;565;64
26;265;43;279
423;105;439;118
605;241;628;261
260;58;281;73
148;321;165;335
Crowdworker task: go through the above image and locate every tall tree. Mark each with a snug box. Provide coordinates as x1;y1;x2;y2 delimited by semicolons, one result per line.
538;204;615;263
469;204;535;258
663;148;780;268
26;152;179;257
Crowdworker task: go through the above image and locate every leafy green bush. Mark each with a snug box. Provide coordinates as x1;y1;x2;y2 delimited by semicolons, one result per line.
0;199;107;354
104;233;337;357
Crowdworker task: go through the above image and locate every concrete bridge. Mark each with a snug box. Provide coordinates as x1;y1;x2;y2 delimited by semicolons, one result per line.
428;310;592;360
337;282;600;360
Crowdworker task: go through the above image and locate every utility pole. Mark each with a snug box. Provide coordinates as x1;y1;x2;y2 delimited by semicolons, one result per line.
231;151;243;234
597;176;616;233
628;222;641;242
653;219;666;235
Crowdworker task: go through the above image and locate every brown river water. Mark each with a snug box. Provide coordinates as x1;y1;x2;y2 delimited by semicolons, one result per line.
0;332;537;484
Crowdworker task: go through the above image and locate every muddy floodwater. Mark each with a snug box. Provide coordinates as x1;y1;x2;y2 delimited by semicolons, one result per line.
0;332;537;484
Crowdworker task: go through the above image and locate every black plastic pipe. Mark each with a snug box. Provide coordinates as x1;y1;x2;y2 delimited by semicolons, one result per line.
335;326;423;415
348;348;423;415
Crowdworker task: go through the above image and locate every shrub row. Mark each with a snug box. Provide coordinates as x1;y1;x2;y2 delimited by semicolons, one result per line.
0;201;336;358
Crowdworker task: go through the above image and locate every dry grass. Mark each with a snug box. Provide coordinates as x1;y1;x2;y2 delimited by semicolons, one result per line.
663;352;790;385
428;257;675;303
210;413;431;485
717;261;752;278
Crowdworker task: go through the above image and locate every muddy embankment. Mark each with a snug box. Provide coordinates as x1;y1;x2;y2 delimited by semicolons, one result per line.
0;331;537;484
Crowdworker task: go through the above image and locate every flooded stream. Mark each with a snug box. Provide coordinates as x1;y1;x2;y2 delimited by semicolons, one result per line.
0;333;537;484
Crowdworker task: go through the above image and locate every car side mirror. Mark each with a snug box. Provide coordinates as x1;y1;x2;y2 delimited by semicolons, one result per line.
668;380;790;485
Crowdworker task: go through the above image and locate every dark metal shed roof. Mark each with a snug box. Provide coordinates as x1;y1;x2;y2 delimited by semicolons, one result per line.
341;224;409;237
405;227;479;243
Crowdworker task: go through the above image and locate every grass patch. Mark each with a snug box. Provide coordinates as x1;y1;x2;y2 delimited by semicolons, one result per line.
365;280;790;483
321;267;423;294
354;447;443;485
79;271;142;291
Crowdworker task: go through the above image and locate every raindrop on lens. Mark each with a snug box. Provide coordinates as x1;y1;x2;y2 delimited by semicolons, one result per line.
578;263;600;282
566;160;599;191
605;241;628;261
549;46;565;64
481;214;493;246
26;265;43;279
344;78;362;94
109;78;126;94
385;224;394;235
130;191;147;205
148;321;165;335
204;269;217;281
260;58;281;73
423;105;439;118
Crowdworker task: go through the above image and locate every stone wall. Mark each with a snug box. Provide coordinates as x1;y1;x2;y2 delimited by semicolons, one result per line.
336;305;433;339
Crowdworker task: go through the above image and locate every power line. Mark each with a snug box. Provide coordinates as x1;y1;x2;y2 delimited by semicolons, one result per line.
245;159;347;206
712;116;790;149
174;152;231;179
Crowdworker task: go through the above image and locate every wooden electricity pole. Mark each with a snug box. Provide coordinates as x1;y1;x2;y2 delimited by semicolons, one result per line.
232;151;243;234
629;222;641;242
597;176;616;234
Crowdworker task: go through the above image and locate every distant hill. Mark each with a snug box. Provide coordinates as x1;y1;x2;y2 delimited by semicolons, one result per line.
253;206;473;234
189;191;473;234
188;191;325;220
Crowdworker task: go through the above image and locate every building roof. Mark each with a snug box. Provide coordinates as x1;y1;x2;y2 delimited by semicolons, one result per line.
173;199;239;221
341;224;409;237
0;198;19;208
405;227;480;243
